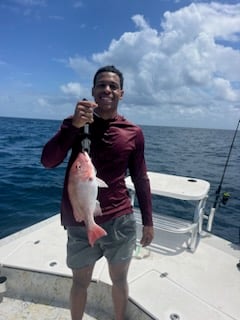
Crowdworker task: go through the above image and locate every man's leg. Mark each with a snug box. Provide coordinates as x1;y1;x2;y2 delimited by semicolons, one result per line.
108;260;131;320
70;265;95;320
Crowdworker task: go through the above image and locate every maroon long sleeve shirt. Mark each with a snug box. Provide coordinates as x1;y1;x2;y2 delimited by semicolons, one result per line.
41;114;153;227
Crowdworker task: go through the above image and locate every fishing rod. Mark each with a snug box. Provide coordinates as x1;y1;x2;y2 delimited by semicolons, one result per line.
207;119;240;231
81;98;91;153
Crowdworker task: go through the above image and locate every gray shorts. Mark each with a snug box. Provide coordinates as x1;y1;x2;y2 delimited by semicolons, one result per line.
66;214;136;269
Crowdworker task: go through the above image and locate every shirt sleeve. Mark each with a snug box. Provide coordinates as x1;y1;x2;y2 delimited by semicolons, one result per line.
41;117;80;168
128;127;153;226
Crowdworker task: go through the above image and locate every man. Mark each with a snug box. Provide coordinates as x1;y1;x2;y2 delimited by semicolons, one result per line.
41;65;153;320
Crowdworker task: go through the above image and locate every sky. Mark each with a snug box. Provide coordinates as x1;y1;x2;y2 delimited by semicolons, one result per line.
0;0;240;129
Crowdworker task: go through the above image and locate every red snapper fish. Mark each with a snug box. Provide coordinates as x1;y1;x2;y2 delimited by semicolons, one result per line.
68;151;108;247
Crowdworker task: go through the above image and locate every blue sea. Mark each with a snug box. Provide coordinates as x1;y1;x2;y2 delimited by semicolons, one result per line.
0;116;239;243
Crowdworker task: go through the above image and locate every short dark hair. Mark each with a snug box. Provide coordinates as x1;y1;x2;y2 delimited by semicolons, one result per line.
93;65;124;89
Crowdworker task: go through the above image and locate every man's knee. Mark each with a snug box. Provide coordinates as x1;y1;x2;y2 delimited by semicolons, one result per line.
109;261;131;285
72;266;94;289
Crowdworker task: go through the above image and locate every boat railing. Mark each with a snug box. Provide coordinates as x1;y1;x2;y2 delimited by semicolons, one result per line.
125;171;210;252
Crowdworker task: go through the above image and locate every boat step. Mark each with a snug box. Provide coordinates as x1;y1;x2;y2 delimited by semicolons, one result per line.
135;209;197;233
134;209;199;250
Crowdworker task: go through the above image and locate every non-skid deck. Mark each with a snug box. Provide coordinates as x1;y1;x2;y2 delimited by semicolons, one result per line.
0;297;72;320
0;296;115;320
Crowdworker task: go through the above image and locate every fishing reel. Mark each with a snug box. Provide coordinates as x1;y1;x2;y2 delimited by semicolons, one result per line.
221;192;230;205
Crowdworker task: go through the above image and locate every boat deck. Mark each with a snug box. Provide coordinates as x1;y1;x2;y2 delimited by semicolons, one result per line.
0;213;239;320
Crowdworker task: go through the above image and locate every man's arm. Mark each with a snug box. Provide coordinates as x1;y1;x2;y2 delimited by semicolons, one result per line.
128;128;154;246
41;100;97;168
41;118;79;168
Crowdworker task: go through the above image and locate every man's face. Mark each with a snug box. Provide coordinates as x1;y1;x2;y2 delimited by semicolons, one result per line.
92;72;124;113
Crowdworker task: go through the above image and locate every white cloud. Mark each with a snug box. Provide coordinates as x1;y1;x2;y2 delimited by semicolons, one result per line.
199;2;240;42
66;2;240;128
73;1;83;8
68;56;97;80
132;14;150;30
37;97;50;107
213;78;238;101
60;82;83;97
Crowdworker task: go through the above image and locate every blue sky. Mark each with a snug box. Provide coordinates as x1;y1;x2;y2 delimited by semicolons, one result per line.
0;0;240;129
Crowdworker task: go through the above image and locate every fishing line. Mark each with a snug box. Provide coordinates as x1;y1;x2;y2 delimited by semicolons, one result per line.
207;119;240;231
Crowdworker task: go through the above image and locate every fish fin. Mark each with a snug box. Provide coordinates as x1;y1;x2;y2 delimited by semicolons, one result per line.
88;223;107;247
93;201;103;216
96;177;108;188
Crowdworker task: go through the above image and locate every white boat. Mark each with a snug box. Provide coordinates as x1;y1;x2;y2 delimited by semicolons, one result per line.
0;171;239;320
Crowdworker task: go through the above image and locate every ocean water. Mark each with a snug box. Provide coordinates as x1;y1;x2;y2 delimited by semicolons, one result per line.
0;116;239;243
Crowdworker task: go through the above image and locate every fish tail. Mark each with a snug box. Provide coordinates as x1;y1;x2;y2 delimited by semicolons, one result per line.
88;223;107;247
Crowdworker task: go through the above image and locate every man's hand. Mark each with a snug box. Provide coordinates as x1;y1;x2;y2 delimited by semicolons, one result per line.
72;100;97;128
140;226;154;247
